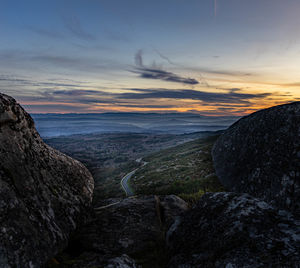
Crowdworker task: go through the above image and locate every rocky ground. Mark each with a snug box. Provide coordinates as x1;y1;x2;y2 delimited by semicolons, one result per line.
167;192;300;267
48;195;188;267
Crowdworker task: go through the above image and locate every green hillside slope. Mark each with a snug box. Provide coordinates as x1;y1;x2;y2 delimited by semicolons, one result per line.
131;135;224;203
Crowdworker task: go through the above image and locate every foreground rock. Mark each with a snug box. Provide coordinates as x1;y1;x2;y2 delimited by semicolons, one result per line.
0;93;94;267
167;192;300;267
212;102;300;215
54;195;188;267
105;254;139;268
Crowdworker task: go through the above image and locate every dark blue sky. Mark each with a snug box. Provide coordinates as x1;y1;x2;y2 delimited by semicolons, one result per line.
0;0;299;114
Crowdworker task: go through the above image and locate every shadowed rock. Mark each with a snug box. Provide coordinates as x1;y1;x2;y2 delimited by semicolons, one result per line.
0;93;94;267
105;254;139;268
56;195;188;267
212;102;300;215
167;192;300;267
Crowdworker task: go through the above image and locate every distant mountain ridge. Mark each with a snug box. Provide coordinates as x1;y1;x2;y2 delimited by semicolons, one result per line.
32;112;240;137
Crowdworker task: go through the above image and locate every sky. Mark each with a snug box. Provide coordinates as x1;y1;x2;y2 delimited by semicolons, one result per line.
0;0;300;115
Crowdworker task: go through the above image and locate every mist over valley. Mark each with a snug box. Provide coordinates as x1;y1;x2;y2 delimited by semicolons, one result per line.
32;112;239;137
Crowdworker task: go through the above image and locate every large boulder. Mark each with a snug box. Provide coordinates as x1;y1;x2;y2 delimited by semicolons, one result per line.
167;192;300;267
212;102;300;215
0;93;94;267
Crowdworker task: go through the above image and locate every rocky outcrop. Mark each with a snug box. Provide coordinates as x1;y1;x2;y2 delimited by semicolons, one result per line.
167;102;300;267
105;254;139;268
212;102;300;215
0;93;94;267
54;195;188;267
167;192;300;267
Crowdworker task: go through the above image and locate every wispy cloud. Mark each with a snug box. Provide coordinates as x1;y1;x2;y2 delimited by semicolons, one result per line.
50;89;110;96
23;103;90;113
28;26;65;39
152;49;210;87
118;88;272;104
133;68;199;85
0;74;90;89
132;50;199;85
0;75;28;83
0;48;122;75
9;86;275;111
1;72;291;115
154;49;177;66
31;54;120;72
63;15;96;41
280;82;300;87
184;66;253;77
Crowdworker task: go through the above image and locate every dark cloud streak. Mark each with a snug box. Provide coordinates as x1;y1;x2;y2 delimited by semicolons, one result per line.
133;67;199;85
45;87;273;106
132;50;199;85
118;88;272;104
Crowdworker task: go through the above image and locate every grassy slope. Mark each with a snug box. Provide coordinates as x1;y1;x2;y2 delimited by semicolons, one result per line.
131;135;224;204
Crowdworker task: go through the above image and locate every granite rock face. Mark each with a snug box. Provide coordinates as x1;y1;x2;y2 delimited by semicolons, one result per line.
0;93;94;267
167;192;300;267
212;102;300;215
105;254;139;268
57;195;188;267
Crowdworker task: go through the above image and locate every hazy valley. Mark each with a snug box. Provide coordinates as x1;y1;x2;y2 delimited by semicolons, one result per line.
33;113;238;137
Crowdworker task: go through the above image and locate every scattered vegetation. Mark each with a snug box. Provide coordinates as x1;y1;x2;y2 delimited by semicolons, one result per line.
45;132;211;202
131;135;224;204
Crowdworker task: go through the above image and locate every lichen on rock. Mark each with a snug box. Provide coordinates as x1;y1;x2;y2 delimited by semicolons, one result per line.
167;192;300;267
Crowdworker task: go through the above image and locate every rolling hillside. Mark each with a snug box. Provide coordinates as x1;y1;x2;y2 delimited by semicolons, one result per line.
131;135;224;203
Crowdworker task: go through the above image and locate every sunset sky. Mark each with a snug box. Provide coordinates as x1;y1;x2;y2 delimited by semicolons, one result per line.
1;0;300;115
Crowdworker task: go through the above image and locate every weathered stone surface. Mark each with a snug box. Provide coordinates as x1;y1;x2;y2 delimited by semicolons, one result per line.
0;93;94;267
51;252;140;268
212;102;300;215
57;195;188;267
105;254;139;268
160;195;189;230
167;192;300;267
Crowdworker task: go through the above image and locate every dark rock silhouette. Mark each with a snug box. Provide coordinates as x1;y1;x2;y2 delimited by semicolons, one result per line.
105;254;139;268
212;102;300;215
0;93;94;267
57;195;188;267
167;192;300;267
